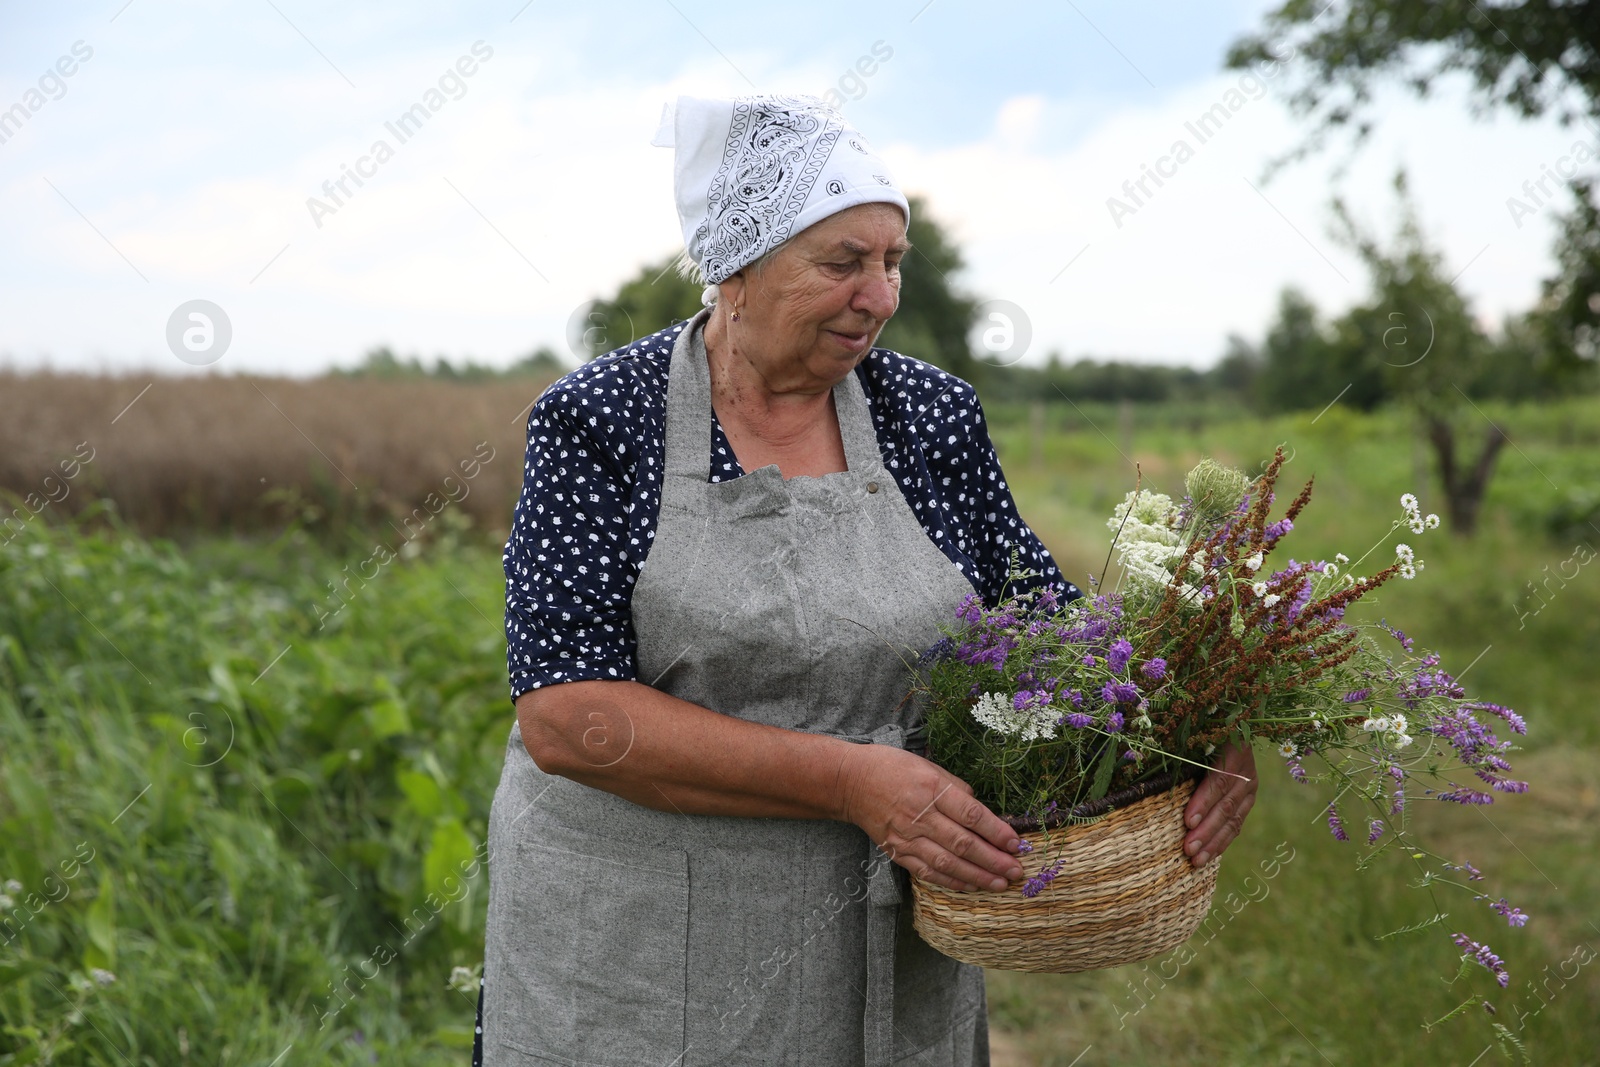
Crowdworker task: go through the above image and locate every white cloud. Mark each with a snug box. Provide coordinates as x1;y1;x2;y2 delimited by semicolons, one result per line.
1;14;1591;376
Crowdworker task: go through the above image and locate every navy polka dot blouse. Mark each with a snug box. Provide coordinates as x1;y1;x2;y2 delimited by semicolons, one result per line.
501;319;1081;702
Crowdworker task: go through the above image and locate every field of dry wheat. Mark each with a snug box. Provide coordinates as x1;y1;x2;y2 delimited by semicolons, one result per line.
0;372;556;538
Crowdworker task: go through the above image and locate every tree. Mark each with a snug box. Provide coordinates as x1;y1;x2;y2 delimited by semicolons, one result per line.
1253;287;1387;412
1226;0;1600;173
1534;179;1600;372
1329;174;1507;536
579;257;705;359
577;195;984;380
875;195;984;383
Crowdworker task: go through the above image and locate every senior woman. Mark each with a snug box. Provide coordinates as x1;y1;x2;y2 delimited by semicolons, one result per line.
474;94;1257;1065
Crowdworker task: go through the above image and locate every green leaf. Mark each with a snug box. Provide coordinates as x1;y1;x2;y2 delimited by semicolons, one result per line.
83;872;116;972
397;769;443;820
1089;739;1117;800
422;817;475;902
366;698;412;740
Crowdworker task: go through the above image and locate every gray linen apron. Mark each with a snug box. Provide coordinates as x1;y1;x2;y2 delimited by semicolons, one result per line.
482;308;989;1066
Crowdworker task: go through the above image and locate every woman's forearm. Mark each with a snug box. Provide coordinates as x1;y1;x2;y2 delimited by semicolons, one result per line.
518;678;1027;893
517;679;860;821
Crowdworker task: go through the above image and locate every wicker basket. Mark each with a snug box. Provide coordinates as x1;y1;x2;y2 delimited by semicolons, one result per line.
910;777;1218;973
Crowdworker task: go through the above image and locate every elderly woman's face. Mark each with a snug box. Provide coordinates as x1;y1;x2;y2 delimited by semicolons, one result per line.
727;202;907;390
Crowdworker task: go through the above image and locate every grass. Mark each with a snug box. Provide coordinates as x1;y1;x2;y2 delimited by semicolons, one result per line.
984;396;1600;1064
1;393;1597;1064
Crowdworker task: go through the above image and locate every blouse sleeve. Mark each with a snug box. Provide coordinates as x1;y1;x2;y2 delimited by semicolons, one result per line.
502;382;641;700
956;387;1082;606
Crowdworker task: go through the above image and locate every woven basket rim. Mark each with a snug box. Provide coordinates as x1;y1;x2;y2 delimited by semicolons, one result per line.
1000;768;1206;832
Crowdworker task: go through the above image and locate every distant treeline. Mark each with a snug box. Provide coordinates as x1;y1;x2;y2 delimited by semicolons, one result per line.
334;345;567;383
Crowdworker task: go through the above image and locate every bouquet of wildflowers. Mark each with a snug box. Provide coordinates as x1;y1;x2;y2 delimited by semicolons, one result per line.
916;449;1531;1020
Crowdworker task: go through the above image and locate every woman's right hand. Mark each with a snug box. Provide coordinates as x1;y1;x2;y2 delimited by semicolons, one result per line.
837;744;1024;893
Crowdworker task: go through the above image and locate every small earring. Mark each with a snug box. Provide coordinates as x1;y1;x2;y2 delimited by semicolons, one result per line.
731;304;741;323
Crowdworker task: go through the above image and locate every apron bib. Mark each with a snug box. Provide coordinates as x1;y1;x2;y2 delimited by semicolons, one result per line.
482;309;987;1066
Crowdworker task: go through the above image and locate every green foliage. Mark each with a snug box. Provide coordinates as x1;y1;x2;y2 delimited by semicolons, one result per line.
875;196;984;382
1226;0;1600;169
580;255;706;357
0;516;509;1064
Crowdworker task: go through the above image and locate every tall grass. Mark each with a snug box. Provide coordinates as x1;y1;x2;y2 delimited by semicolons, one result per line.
0;373;549;538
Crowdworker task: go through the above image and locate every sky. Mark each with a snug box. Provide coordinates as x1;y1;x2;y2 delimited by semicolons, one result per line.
1;0;1594;376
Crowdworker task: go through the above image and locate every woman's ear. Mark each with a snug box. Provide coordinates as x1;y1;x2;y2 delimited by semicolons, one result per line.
718;275;748;313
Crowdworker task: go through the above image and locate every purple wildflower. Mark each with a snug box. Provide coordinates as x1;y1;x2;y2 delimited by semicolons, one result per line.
956;593;983;624
1473;770;1530;794
1021;857;1065;898
1445;861;1484;881
1106;711;1125;733
1437;787;1495;805
916;637;956;667
1463;702;1527;736
1452;932;1510;987
1368;819;1385;843
1141;658;1168;680
1341;688;1372;704
1063;712;1094;729
1082;654;1096;668
1100;681;1140;705
1263;517;1294;542
1327;804;1349;842
1107;638;1134;674
1122;749;1139;761
1488;898;1529;928
1015;838;1034;855
1287;758;1307;782
1383;623;1415;652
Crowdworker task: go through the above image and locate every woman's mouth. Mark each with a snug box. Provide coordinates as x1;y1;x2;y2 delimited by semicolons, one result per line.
825;329;872;353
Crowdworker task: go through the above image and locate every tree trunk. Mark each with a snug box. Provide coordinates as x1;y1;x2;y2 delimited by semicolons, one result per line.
1426;416;1509;537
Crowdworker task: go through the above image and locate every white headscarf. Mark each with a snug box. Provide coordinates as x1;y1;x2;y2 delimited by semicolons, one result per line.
653;94;910;285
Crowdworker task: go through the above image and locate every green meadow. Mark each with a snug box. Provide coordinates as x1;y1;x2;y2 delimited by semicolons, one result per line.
2;398;1597;1065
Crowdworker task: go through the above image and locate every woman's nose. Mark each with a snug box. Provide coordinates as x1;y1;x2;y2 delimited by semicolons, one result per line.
852;268;899;321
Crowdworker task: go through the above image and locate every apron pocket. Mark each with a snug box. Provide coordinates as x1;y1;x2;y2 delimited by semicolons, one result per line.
496;819;690;1065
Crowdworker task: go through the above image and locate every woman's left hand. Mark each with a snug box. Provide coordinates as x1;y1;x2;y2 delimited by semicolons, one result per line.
1181;741;1257;867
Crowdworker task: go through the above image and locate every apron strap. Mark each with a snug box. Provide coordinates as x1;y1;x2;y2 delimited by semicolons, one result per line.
662;309;886;483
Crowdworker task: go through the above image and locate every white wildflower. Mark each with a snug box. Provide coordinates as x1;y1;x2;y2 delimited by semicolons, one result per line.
1425;514;1440;530
1204;743;1217;756
1362;716;1390;733
1263;594;1282;608
448;966;478;993
1395;543;1414;562
90;968;117;987
0;894;12;910
1251;582;1268;597
1395;734;1414;749
1278;741;1297;759
1244;552;1264;572
1400;493;1418;510
1400;564;1417;580
1334;552;1350;564
970;692;1058;743
2;879;20;894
